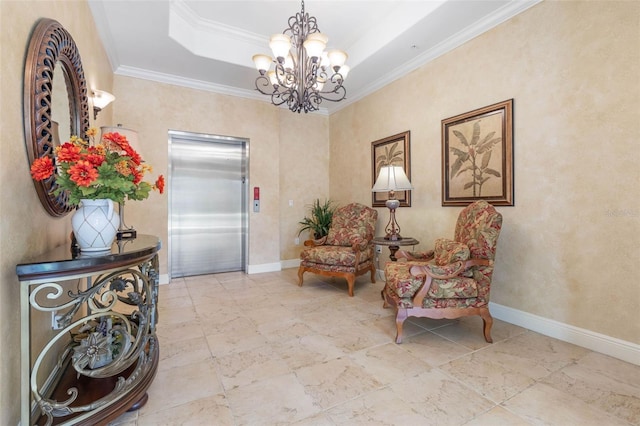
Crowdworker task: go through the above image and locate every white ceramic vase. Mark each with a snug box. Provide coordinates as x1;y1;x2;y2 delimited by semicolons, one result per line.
71;199;119;251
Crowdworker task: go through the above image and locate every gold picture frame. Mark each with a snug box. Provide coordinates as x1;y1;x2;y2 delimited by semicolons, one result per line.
442;99;514;206
371;131;411;207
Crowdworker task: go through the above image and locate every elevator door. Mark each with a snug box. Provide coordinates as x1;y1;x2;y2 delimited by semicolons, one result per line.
169;131;247;278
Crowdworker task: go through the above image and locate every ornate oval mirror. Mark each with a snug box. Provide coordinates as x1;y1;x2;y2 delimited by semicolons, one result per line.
24;18;90;217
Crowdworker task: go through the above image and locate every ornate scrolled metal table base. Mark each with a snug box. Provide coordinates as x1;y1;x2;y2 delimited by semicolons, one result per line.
17;235;161;426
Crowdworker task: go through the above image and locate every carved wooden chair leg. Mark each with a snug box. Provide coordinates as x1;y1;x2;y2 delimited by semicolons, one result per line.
480;308;494;343
297;267;305;287
395;309;408;344
346;275;355;297
381;290;390;308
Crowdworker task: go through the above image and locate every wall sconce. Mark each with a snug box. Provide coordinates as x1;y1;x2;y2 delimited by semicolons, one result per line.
91;89;115;120
372;165;413;241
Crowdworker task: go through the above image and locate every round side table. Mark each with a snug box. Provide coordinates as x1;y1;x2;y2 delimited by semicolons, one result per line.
372;237;419;261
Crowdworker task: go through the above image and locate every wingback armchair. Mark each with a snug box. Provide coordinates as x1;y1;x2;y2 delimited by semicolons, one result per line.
298;203;378;296
382;200;502;343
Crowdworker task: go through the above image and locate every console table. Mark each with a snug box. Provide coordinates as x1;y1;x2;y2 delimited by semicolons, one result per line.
373;236;419;261
16;235;161;425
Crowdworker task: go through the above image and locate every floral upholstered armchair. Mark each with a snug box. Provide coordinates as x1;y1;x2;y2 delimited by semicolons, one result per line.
382;200;502;343
298;203;378;297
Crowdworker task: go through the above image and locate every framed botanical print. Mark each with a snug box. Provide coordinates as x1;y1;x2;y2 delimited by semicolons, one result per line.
371;131;411;207
442;99;514;206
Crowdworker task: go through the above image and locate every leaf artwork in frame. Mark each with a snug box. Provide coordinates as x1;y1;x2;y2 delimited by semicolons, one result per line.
375;141;403;177
450;118;502;197
371;131;411;208
442;99;513;206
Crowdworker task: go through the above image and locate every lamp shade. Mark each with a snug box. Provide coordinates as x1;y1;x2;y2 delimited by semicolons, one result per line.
252;54;272;73
267;70;278;86
269;34;292;60
100;125;139;153
328;49;348;70
372;166;413;192
320;51;331;69
283;53;294;70
337;64;350;80
303;32;328;60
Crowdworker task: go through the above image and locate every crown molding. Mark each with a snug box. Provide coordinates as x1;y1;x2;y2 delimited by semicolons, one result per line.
330;0;542;114
115;65;260;99
170;0;266;45
114;65;329;116
108;0;541;116
88;0;120;71
169;0;267;67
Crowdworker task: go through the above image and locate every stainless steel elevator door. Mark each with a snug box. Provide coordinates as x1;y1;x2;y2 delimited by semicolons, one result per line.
169;131;247;278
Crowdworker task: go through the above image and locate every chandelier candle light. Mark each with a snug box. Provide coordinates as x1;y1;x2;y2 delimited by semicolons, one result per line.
372;166;414;241
252;0;349;113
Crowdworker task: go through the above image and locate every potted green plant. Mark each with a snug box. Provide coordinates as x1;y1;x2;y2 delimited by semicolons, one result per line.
298;199;336;239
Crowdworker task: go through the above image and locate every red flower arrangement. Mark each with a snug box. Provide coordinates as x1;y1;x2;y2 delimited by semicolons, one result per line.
31;128;164;206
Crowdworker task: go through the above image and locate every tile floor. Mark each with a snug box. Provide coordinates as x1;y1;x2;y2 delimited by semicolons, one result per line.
111;269;640;425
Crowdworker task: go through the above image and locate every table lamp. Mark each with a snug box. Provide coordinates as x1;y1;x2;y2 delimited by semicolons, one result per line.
372;165;413;241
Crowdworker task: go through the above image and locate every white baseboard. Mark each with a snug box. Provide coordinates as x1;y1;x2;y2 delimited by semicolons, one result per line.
375;269;639;365
161;263;284;281
246;262;282;274
490;302;640;366
281;258;301;269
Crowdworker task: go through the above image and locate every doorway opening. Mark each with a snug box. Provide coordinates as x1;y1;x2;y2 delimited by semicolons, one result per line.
168;130;248;278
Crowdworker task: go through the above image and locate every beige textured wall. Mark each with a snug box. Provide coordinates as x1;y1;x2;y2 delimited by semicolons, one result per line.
112;76;330;272
330;0;640;343
279;112;330;260
0;1;113;424
2;1;638;424
113;76;282;271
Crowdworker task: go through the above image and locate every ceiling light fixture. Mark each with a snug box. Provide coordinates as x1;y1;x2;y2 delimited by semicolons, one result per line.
252;0;348;113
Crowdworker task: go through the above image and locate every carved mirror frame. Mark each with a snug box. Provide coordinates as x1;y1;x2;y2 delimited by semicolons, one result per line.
24;18;90;217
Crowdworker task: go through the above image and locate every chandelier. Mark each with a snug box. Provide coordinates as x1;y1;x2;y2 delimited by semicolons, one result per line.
252;0;349;113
